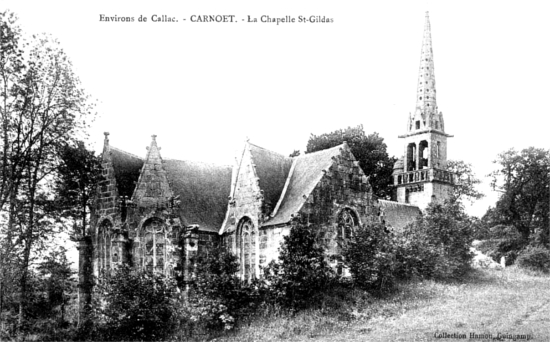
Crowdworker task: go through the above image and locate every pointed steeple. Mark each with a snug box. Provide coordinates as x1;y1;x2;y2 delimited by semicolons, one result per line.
131;135;173;206
405;11;448;134
416;11;437;115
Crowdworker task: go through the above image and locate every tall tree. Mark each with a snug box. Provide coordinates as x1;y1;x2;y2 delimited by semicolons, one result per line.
306;125;397;199
0;11;95;328
0;11;27;324
489;147;550;243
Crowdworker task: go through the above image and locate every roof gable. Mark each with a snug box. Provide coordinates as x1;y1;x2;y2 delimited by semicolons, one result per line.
267;144;344;226
248;143;293;210
131;136;173;205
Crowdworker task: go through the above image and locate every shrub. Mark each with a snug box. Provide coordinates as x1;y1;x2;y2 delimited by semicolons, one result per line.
87;266;181;341
189;248;261;331
341;223;397;293
516;246;550;273
263;224;335;310
395;201;474;280
489;238;526;265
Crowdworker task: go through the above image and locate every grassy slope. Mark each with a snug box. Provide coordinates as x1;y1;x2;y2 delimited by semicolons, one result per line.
216;267;550;342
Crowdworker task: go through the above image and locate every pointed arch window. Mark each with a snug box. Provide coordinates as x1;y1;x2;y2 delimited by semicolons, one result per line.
337;208;358;241
142;217;170;274
237;217;256;281
337;208;359;276
97;220;112;274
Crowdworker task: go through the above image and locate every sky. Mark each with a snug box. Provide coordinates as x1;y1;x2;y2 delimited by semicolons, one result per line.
2;0;549;222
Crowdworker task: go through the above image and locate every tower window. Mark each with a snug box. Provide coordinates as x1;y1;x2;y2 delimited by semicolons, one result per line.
427;96;429;99
415;121;420;129
419;97;422;100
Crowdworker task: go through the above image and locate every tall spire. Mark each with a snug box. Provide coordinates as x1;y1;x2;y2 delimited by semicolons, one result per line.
415;11;437;116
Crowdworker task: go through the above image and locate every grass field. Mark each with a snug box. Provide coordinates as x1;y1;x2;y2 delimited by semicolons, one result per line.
214;267;550;342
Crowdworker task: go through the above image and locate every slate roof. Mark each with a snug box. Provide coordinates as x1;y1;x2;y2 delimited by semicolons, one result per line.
163;159;232;232
378;200;421;230
266;144;344;226
110;147;144;198
108;145;231;233
248;143;293;209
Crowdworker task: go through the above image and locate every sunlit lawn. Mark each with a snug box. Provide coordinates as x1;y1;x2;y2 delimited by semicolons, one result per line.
212;267;550;342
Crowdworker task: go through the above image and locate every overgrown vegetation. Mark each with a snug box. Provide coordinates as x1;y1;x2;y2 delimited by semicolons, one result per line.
395;201;474;280
341;223;396;292
263;224;336;310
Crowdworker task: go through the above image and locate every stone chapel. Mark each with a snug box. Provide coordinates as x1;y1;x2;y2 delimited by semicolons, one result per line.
82;12;453;299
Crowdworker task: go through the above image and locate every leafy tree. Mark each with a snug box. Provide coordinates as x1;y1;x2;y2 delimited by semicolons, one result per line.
0;10;27;326
263;221;335;309
489;147;550;243
0;11;95;328
306;125;396;199
446;160;484;205
341;223;396;293
54;141;103;239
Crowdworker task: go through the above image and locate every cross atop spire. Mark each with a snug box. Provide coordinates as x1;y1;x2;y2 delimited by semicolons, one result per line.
416;11;437;115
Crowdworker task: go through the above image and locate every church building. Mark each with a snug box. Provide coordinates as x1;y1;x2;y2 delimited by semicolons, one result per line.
81;12;454;307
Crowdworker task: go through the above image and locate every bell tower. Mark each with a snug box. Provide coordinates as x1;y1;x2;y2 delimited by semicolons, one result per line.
393;12;454;210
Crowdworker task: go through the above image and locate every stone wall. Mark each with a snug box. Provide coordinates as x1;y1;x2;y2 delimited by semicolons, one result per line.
223;145;264;276
294;145;379;270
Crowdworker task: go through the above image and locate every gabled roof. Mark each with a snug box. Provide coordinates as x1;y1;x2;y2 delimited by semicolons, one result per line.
163;159;232;232
131;136;173;205
378;200;421;230
248;143;293;209
109;147;144;198
266;144;344;226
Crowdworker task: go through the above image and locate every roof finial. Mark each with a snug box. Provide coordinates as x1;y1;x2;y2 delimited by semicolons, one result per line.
151;134;157;142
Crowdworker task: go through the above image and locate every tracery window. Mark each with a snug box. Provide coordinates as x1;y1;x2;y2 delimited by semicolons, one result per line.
142;217;169;274
337;208;358;241
97;220;112;274
237;217;256;281
337;209;359;276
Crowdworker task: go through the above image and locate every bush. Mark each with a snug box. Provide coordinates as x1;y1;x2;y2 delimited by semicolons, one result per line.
263;224;335;310
341;223;396;293
516;246;550;273
87;266;181;341
394;201;474;280
489;238;526;265
188;248;261;331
